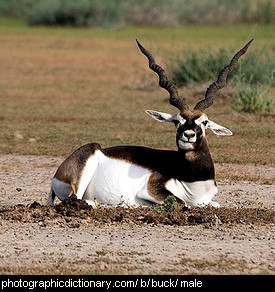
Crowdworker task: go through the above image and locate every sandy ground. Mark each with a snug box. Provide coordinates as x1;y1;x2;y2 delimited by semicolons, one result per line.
0;154;274;275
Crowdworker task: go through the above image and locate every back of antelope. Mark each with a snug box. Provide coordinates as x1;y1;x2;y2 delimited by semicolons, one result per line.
48;39;253;208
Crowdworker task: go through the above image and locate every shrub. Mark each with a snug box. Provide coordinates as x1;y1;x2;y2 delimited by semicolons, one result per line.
1;0;273;27
233;84;274;113
0;0;37;18
28;0;121;27
171;47;275;87
237;50;275;86
171;49;233;86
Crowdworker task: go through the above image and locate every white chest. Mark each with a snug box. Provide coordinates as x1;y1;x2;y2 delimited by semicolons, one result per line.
165;179;218;207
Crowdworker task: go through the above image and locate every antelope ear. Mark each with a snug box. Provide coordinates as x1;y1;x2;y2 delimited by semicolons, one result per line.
207;120;233;136
145;110;176;123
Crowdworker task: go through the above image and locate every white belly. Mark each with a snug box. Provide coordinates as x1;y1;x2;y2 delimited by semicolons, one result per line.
76;151;219;207
82;153;152;206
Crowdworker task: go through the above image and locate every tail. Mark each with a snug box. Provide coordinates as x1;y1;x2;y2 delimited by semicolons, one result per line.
47;187;56;206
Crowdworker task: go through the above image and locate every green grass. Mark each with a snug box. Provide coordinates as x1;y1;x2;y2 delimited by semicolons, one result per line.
170;46;275;86
152;196;178;213
0;18;274;164
0;18;274;41
233;84;274;113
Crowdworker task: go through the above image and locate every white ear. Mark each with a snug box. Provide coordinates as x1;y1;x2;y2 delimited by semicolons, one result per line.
207;120;233;136
145;110;176;123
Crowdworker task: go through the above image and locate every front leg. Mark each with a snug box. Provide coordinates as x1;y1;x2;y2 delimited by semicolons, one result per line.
137;172;179;205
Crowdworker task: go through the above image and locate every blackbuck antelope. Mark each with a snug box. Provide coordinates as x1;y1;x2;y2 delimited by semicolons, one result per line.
48;39;253;208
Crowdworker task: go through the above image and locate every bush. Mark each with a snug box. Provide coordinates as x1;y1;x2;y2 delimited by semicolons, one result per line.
170;47;275;87
0;0;37;18
233;84;274;113
28;0;121;27
237;50;275;86
1;0;273;27
171;49;233;86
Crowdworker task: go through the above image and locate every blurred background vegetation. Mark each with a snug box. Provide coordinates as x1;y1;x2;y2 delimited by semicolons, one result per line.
0;0;274;27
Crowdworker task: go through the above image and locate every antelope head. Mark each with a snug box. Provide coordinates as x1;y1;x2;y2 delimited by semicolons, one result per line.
136;39;253;152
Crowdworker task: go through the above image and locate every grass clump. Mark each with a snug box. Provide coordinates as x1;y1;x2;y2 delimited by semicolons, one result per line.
171;47;274;87
152;195;178;213
171;49;232;86
233;84;274;113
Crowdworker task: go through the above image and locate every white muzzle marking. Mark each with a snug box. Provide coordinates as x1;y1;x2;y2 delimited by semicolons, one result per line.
178;140;194;151
178;130;196;150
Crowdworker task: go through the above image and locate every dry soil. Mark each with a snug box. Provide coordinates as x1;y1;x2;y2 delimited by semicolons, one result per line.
0;155;274;274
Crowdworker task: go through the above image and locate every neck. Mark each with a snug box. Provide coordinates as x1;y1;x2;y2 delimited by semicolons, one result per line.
178;138;215;180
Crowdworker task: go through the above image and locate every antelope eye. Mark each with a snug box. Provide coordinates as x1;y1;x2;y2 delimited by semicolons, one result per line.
202;120;208;126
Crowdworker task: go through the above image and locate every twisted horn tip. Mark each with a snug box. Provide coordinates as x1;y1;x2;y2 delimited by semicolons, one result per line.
242;38;254;53
136;39;144;51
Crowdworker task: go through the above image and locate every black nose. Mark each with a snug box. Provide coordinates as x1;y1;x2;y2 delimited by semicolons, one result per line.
184;131;195;139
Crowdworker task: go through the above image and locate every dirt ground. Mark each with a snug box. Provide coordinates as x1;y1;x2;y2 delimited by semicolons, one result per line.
0;154;274;275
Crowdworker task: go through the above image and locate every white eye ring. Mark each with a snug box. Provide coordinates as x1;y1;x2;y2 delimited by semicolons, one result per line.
194;114;208;126
174;119;186;129
180;119;186;125
175;114;186;125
